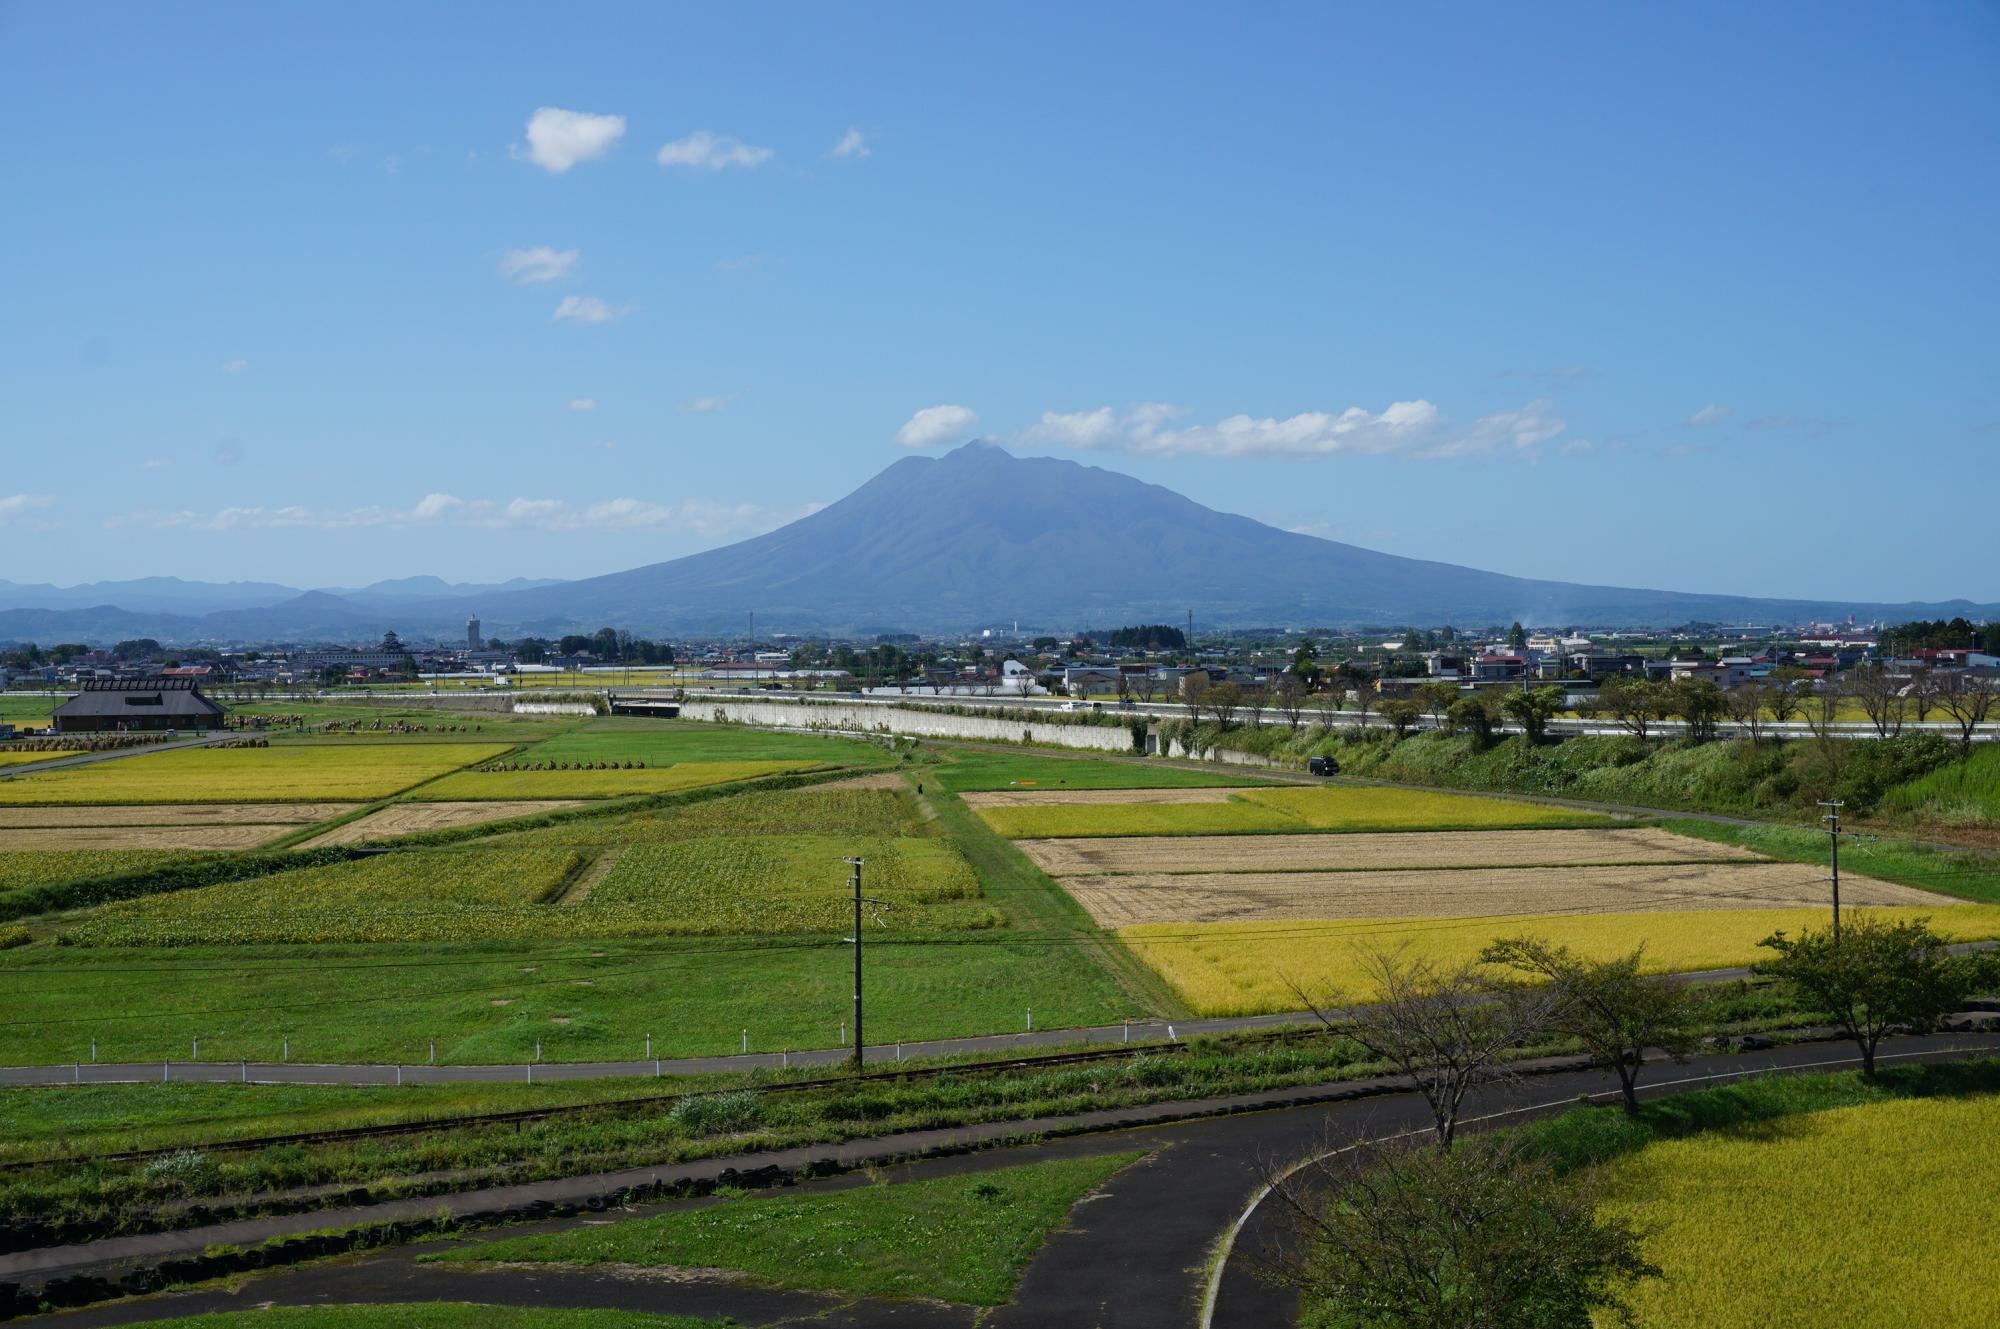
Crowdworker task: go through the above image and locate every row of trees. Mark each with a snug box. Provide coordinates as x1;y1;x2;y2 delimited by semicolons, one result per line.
1264;915;1994;1324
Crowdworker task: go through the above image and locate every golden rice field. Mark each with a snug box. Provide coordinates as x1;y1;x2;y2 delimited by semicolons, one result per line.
977;785;1612;838
415;759;818;800
1599;1093;2000;1328
0;743;508;804
1118;904;2000;1016
0;750;79;768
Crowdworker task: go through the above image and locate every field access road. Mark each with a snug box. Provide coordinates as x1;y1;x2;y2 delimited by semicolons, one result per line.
0;961;1786;1087
16;1033;1999;1328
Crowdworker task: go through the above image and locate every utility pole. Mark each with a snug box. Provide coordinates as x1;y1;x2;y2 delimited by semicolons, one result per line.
843;857;889;1069
1819;799;1844;940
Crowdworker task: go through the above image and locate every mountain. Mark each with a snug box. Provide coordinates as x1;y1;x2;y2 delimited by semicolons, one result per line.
464;442;2000;632
0;576;299;616
5;444;1995;643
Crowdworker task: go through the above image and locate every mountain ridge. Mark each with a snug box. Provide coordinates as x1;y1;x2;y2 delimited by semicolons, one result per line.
2;443;1993;643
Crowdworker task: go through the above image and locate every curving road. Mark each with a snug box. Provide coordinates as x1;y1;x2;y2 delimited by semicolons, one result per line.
12;1033;1997;1328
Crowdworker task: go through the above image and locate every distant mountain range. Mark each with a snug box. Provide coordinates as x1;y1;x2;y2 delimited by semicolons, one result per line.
2;444;1994;644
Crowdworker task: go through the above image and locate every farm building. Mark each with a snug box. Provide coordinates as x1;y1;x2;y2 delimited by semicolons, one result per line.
53;677;226;734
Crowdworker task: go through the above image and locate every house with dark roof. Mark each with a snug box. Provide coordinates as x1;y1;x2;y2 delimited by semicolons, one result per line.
52;677;225;734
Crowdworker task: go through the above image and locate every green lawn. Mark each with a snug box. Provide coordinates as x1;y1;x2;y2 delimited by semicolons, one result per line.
931;750;1264;793
128;1306;718;1329
0;933;1135;1064
1661;818;2000;904
435;1151;1142;1305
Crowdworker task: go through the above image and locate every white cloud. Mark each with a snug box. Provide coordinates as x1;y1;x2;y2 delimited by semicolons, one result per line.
1687;403;1732;427
1023;397;1576;460
894;404;979;449
552;295;631;324
656;130;773;171
1559;438;1595;455
221;358;248;374
113;493;811;539
513;107;626;174
831;128;870;159
140;458;170;470
682;394;736;413
0;494;53;524
567;398;598;412
499;246;579;284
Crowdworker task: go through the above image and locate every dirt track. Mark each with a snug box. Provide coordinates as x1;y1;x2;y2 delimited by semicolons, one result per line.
1063;861;1955;927
1020;826;1761;876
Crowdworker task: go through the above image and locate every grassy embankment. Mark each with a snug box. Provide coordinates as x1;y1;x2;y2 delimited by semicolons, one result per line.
433;1151;1142;1305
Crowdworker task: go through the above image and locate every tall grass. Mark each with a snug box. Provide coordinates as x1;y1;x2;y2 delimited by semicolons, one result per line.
1881;743;2000;826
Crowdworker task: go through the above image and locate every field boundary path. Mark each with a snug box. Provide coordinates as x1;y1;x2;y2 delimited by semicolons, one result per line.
10;1034;1997;1327
0;734;233;777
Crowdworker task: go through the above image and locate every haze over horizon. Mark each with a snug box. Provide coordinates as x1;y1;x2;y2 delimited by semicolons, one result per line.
4;3;1995;604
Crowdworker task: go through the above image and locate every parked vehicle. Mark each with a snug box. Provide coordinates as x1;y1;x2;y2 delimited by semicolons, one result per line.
1307;755;1339;776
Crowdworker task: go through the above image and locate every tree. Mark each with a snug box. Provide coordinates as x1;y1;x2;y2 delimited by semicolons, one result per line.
1261;1135;1659;1329
1500;685;1564;743
1380;698;1421;740
1669;676;1727;742
379;631;403;654
1933;670;2000;755
1755;915;1977;1076
1414;681;1458;726
1179;670;1210;722
1291;950;1556;1147
1767;668;1811;725
1724;680;1769;741
1480;937;1698;1116
113;638;163;660
1846;663;1907;738
1290;639;1321;685
1444;694;1499;746
1205;681;1244;728
1598;677;1669;739
1907;665;1938;722
1506;620;1527;650
1273;672;1307;729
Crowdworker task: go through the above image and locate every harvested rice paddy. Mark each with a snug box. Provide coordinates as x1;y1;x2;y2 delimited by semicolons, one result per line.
977;785;1612;838
298;800;588;846
1599;1093;2000;1328
1120;904;2000;1015
1066;861;1949;929
933;752;1259;793
0;825;295;852
0;744;507;804
1017;826;1759;876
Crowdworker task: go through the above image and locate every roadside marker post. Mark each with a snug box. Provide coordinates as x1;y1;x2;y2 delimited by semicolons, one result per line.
1027;1008;1033;1032
742;1029;748;1054
282;1038;289;1062
240;1060;247;1083
429;1040;436;1065
645;1034;651;1058
91;1040;96;1063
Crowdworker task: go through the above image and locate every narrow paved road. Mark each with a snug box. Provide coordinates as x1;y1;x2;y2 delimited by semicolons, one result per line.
12;1034;1996;1327
0;733;232;776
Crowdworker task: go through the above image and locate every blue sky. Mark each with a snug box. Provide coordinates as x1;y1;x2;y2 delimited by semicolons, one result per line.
3;2;1995;602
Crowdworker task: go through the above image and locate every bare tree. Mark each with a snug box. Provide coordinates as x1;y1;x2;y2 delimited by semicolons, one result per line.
1379;697;1420;739
1934;670;2000;754
1241;683;1271;729
1414;681;1458;728
1724;680;1768;742
1847;663;1907;738
1205;681;1244;728
1908;665;1938;723
1801;678;1844;743
1179;670;1210;722
1290;950;1556;1147
1274;672;1307;729
1767;668;1809;726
